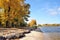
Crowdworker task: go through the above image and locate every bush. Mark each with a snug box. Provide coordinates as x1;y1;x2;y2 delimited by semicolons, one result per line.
20;22;27;27
32;25;37;29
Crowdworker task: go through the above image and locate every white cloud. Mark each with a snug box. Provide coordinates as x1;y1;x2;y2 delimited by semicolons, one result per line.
47;9;57;15
50;11;57;15
58;7;60;11
57;7;60;14
46;7;60;16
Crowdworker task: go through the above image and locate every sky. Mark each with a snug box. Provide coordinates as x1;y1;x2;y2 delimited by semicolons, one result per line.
25;0;60;24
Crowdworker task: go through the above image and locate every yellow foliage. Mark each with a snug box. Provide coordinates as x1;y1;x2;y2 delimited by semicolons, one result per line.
28;19;37;27
0;0;30;27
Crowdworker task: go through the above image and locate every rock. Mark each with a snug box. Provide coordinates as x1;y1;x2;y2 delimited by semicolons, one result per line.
23;30;30;34
0;36;6;40
6;33;25;39
6;35;13;39
15;33;24;38
19;33;25;38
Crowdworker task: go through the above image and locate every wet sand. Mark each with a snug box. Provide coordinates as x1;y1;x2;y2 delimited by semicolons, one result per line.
20;31;60;40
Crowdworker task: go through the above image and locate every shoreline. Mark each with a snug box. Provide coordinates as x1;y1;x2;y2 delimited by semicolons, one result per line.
0;27;60;40
0;28;31;40
20;31;60;40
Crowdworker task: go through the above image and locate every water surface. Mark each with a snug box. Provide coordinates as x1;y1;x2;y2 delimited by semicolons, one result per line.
37;26;60;32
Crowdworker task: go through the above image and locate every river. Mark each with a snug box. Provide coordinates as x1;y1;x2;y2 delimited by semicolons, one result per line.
20;27;60;40
36;26;60;32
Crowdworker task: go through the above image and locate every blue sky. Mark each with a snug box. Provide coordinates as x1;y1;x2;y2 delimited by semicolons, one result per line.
25;0;60;24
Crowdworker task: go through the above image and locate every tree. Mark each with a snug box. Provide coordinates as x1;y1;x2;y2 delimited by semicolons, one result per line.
28;19;37;27
0;0;30;27
23;4;30;21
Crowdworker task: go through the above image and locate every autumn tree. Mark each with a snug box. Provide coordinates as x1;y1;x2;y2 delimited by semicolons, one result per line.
28;19;37;27
0;0;30;27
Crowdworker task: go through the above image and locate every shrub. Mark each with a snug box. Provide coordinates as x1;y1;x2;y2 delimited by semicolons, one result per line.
32;25;37;29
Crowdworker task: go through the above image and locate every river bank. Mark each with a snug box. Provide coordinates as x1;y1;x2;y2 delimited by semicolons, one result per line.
0;28;30;40
0;27;60;40
20;31;60;40
20;27;60;40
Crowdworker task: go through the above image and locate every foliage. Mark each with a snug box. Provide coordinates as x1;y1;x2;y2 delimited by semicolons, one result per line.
0;0;30;27
28;19;37;27
38;24;42;27
31;25;37;30
20;22;27;27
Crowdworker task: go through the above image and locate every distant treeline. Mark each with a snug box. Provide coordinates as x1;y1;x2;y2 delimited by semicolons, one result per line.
38;24;60;27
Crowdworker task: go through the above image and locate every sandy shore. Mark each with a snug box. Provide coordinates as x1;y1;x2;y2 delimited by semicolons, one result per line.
20;31;60;40
20;31;43;40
